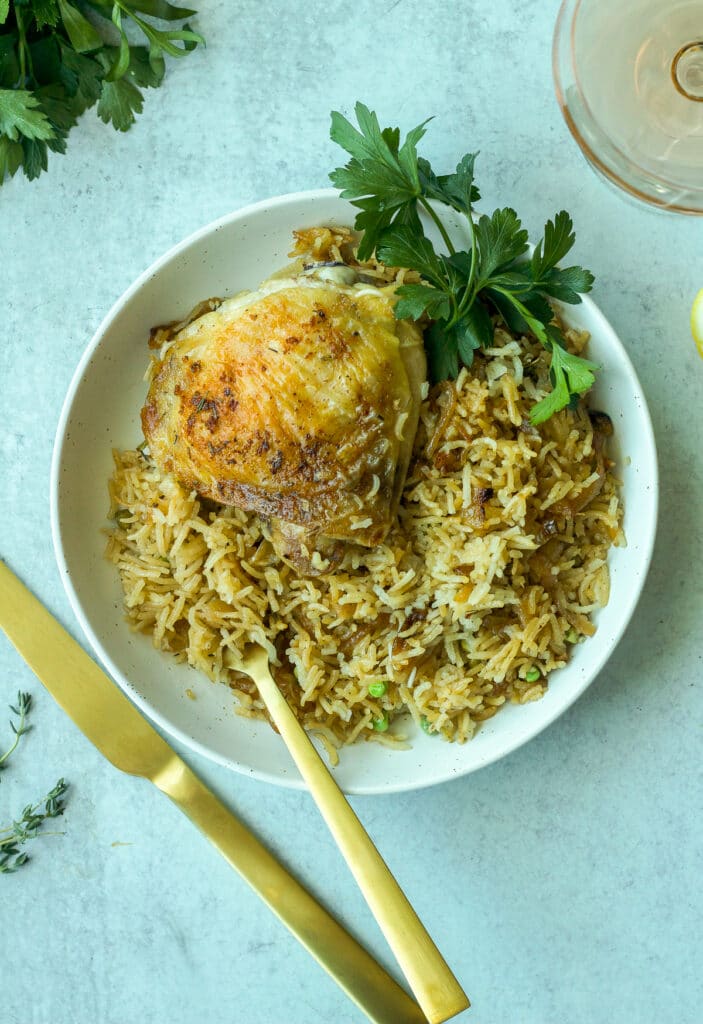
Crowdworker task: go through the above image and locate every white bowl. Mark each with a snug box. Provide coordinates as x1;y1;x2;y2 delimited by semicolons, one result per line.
51;188;658;795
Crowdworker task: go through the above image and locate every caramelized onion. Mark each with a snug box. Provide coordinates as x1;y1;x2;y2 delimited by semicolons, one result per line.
426;382;457;459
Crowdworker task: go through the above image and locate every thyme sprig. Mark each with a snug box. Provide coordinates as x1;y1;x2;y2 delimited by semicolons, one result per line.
0;690;32;775
0;778;68;873
0;691;69;874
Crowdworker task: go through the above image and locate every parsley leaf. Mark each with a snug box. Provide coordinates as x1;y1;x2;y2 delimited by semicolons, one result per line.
330;104;597;422
57;0;103;53
330;101;459;261
128;45;165;87
330;102;427;200
27;1;60;29
532;210;577;277
58;45;103;110
375;226;446;290
475;208;529;281
529;210;596;302
530;335;598;425
425;321;459;381
0;89;55;140
97;76;143;131
425;152;480;216
455;302;493;365
394;283;451;322
21;135;49;177
0;135;22;177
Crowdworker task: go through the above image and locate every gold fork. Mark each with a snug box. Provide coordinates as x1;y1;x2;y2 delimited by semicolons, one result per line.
238;643;469;1023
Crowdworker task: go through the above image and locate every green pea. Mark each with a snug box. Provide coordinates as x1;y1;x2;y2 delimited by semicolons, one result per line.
565;627;580;644
372;713;390;732
420;715;432;734
368;680;387;698
525;667;541;682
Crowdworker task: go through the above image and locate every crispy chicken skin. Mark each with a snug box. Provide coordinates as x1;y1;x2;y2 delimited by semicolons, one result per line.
142;272;426;571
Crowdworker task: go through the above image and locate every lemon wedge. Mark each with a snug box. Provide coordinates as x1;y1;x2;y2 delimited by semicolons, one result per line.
692;288;703;358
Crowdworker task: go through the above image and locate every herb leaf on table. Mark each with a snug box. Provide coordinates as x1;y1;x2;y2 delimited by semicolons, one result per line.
0;777;69;873
330;102;597;423
0;690;32;774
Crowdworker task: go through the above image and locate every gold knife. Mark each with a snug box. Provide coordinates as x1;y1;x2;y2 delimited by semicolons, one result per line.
0;558;462;1024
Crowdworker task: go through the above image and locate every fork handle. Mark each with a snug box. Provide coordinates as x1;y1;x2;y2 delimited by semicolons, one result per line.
151;756;429;1024
249;655;469;1024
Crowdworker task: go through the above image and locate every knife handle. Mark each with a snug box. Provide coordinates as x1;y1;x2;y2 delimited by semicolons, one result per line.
150;755;428;1024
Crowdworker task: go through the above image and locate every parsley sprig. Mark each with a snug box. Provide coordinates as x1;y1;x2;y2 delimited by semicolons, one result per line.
0;0;203;185
330;102;598;424
0;691;69;874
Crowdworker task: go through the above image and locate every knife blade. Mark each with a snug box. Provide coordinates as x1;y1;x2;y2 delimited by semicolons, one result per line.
0;558;432;1024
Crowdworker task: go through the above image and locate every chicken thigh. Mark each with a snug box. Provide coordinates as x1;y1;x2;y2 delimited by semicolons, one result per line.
142;267;426;572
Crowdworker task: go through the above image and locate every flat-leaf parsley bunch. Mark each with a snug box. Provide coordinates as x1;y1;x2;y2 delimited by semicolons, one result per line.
0;0;202;185
330;102;598;424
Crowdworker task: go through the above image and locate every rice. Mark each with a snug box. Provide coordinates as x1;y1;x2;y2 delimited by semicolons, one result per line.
106;230;624;760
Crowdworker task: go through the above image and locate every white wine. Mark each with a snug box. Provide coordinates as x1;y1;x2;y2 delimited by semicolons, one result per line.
553;0;703;213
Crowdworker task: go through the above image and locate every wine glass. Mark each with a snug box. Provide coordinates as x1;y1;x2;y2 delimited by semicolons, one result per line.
553;0;703;213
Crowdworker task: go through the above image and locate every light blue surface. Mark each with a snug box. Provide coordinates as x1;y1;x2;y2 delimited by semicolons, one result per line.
1;2;702;1022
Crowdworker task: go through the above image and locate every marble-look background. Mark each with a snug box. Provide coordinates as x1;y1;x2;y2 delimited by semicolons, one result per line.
1;2;702;1022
